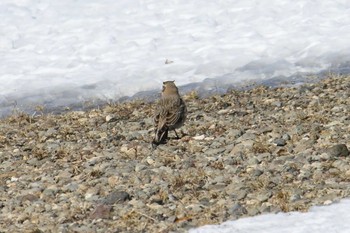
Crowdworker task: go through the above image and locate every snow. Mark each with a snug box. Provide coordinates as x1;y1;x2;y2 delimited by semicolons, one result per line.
1;0;350;115
190;199;350;233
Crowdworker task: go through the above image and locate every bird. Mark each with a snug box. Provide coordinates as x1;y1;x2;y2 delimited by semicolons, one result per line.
152;81;187;146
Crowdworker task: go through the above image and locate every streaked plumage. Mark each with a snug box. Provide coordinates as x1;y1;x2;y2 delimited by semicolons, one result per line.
152;81;187;145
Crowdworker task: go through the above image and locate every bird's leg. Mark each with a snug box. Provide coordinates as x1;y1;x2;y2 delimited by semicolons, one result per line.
173;129;180;139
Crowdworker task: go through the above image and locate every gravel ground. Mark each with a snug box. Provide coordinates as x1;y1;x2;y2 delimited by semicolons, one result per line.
0;75;349;233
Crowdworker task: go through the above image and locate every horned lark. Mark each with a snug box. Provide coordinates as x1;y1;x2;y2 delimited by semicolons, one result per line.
152;81;187;145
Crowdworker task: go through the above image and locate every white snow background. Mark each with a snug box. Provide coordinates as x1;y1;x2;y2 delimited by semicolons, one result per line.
1;1;350;232
190;199;350;233
1;0;350;115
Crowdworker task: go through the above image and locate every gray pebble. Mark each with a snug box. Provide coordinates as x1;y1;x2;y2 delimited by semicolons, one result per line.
274;138;286;146
326;144;349;157
102;190;131;205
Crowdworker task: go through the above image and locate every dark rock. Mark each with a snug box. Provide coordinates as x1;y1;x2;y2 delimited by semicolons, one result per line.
274;138;286;146
102;190;131;205
326;144;349;157
253;169;263;177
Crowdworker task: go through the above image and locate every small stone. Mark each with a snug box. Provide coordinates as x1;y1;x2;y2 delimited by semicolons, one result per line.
274;138;286;146
41;188;57;199
11;177;19;182
256;192;272;202
13;148;20;153
247;158;259;166
204;148;226;156
332;160;350;172
185;204;204;212
272;101;283;107
88;155;105;166
64;183;79;192
247;207;260;216
218;109;230;115
120;144;137;157
290;194;301;202
282;134;291;141
258;127;273;134
229;203;248;216
146;157;155;165
135;164;147;172
192;135;205;140
85;188;99;201
323;200;333;205
99;132;108;139
233;190;248;200
30;229;44;233
27;158;39;166
102;190;131;205
108;176;120;187
319;152;331;160
106;114;117;122
253;169;263;177
326;144;349;157
227;129;243;138
45;127;57;137
20;194;39;202
89;204;112;219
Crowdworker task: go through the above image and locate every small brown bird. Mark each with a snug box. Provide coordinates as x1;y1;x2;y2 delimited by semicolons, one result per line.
152;81;187;145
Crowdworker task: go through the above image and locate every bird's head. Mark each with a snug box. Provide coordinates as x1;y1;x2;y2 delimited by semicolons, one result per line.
162;80;179;96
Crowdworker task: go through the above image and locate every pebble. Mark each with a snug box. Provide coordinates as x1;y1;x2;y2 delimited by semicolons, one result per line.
106;114;117;122
274;138;286;146
193;135;206;140
326;144;349;157
102;190;131;205
89;204;112;219
229;203;248;216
